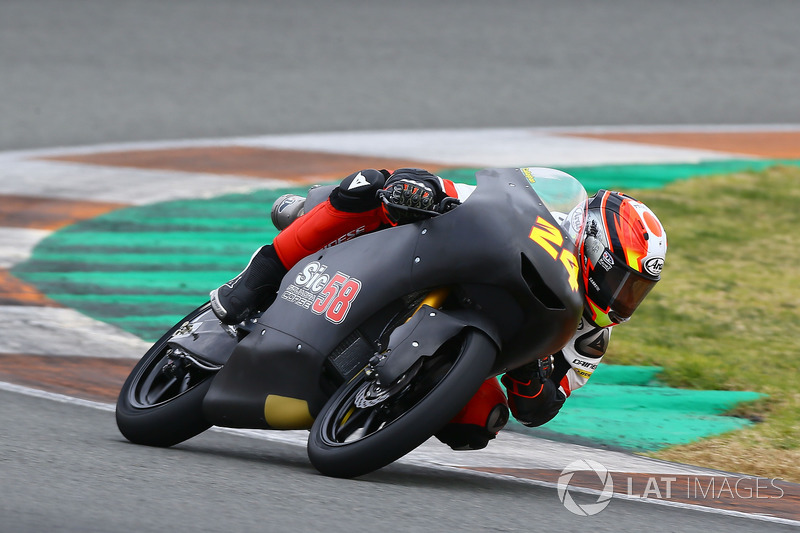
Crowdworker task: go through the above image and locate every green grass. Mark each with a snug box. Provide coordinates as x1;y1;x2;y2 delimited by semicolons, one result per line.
604;165;800;480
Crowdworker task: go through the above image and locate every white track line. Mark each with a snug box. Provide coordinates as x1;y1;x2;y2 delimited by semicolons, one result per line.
0;306;150;358
0;227;51;269
3;123;798;159
0;159;290;205
233;128;744;166
0;126;758;171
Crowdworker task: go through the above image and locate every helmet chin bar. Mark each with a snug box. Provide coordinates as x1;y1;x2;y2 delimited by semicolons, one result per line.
585;299;631;328
585;300;615;328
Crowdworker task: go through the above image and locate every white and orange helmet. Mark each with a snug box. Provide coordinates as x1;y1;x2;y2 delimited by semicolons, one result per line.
580;190;667;327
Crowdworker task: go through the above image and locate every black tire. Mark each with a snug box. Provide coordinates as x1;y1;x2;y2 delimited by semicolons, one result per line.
116;303;219;447
307;329;496;478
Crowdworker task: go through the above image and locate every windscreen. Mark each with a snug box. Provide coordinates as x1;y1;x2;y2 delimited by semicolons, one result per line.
521;167;588;246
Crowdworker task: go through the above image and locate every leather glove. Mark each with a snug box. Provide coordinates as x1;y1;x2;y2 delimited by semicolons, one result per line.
501;355;564;427
384;178;436;211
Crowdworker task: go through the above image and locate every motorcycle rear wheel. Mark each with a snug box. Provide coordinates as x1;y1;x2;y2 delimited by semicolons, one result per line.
116;303;219;447
307;329;496;478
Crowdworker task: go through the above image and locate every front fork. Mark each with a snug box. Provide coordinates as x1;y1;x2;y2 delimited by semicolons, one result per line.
409;287;450;319
366;286;451;375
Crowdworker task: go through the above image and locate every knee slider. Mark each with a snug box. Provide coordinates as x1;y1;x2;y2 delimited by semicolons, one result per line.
435;423;495;450
330;169;388;212
435;405;508;451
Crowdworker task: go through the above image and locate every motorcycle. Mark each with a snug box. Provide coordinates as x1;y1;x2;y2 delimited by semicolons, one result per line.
116;167;587;478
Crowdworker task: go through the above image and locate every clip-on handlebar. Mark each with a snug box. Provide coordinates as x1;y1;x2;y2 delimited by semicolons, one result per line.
376;190;462;219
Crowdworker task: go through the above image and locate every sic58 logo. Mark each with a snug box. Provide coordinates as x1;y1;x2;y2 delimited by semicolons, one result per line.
288;261;362;324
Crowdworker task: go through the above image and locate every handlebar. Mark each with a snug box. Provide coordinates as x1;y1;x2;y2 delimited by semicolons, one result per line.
376;190;461;219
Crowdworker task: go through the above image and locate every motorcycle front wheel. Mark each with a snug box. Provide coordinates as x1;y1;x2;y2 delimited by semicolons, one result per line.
116;303;220;447
307;329;496;478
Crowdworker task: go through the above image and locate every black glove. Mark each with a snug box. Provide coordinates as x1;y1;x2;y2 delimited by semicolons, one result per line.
380;168;444;223
501;356;565;427
385;178;436;210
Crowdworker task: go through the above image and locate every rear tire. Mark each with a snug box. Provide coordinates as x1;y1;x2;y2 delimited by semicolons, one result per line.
116;303;219;447
307;329;496;478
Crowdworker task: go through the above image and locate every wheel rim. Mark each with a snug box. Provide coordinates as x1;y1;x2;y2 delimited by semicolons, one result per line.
128;306;219;409
129;349;215;408
319;336;464;446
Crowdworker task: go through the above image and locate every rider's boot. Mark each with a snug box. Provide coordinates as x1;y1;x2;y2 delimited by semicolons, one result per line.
210;244;287;325
210;170;390;324
435;377;510;451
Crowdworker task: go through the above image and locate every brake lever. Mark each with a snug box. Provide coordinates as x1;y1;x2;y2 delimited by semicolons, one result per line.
437;197;461;213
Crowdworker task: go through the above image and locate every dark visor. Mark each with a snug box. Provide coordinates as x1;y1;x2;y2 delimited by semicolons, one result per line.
586;250;658;319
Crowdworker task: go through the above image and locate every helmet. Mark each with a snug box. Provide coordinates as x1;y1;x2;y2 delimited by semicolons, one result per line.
580;190;667;327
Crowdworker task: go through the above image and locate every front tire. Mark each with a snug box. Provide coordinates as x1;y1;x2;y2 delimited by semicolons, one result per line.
116;303;219;447
307;329;496;478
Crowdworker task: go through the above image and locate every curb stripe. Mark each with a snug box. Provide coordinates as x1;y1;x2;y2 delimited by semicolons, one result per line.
0;270;61;307
0;354;134;403
44;146;451;181
568;131;800;159
0;194;126;231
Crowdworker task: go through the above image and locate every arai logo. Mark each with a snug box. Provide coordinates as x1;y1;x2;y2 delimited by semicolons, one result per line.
644;257;664;276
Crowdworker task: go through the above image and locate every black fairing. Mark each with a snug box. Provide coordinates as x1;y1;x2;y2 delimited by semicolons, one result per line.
203;168;583;426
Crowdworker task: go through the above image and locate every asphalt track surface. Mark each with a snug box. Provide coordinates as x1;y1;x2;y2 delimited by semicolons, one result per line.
2;0;800;150
3;388;797;533
3;1;800;532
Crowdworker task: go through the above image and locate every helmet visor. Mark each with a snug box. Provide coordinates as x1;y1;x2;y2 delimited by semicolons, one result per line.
586;247;658;320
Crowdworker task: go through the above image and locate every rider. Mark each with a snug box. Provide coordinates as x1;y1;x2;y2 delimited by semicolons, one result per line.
210;168;667;450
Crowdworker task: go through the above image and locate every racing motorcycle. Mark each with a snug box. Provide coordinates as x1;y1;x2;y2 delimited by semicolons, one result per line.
116;167;587;478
